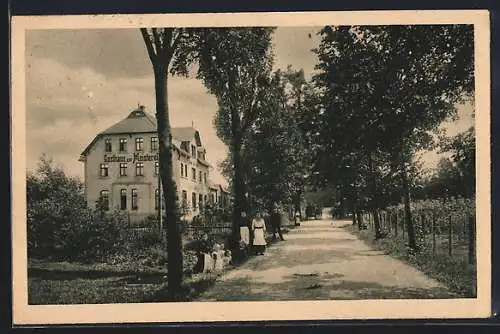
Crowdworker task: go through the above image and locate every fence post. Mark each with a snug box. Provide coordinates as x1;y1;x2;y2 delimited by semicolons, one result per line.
384;211;388;231
468;214;475;265
463;214;467;241
382;211;384;231
402;212;405;240
388;212;392;233
421;214;426;244
448;214;452;256
432;212;436;255
395;211;398;237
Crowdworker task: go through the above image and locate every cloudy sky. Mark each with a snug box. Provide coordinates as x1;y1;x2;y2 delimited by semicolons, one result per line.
25;27;473;186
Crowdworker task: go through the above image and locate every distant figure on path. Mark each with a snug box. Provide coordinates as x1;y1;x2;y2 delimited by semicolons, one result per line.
271;203;285;241
294;210;301;226
252;212;267;255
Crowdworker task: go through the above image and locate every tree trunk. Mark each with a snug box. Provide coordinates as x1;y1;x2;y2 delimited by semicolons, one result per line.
401;160;417;251
372;209;383;239
230;107;244;258
367;153;382;239
356;209;363;230
154;65;183;297
338;188;345;219
293;191;301;216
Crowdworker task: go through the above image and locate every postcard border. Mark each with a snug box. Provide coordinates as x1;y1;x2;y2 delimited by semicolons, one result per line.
10;10;492;324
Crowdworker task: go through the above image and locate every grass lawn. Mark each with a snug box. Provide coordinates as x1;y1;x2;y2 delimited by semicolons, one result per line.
345;224;477;297
28;258;216;304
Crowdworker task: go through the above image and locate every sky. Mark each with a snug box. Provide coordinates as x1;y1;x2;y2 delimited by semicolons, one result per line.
25;27;473;186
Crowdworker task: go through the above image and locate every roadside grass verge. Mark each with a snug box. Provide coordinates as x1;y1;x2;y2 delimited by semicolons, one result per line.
345;224;476;298
28;258;220;304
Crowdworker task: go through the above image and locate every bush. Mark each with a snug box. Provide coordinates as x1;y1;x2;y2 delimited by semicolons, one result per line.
133;229;164;249
27;155;127;261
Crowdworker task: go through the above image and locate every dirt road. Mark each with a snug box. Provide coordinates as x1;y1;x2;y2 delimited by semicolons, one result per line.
196;219;457;301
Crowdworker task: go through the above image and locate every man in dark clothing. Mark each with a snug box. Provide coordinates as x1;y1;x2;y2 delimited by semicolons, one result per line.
270;205;285;241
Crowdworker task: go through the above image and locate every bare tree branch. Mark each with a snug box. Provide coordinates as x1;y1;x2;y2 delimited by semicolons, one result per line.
152;28;163;55
140;28;157;63
170;28;184;51
159;28;174;61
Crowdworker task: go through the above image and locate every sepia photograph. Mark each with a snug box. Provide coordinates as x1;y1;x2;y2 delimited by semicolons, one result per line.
11;10;491;324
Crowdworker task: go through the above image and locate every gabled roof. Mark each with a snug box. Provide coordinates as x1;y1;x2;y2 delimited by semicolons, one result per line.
101;107;157;135
171;127;198;144
80;106;203;157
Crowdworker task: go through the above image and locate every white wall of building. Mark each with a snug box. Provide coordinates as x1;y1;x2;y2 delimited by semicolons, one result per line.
83;131;211;223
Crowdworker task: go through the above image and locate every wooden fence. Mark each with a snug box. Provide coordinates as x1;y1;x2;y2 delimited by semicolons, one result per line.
358;209;476;264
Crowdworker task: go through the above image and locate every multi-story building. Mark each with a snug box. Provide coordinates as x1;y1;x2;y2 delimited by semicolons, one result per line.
207;181;231;210
79;105;223;223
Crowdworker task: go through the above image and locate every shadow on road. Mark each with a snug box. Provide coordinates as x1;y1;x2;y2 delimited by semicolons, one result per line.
199;273;457;301
28;267;166;282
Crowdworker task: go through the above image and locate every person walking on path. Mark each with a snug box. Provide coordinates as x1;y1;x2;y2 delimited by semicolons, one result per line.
240;211;251;247
251;212;267;255
239;211;251;259
271;203;285;241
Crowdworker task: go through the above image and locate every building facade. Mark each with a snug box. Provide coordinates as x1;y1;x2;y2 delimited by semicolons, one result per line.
207;181;231;210
79;106;224;223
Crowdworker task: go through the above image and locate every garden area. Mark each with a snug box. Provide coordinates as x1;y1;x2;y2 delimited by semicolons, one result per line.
26;156;236;304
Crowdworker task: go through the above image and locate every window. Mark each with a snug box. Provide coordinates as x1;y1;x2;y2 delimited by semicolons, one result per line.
184;164;188;177
192;168;196;181
155;188;160;210
135;162;144;176
151;137;159;151
182;190;188;205
100;163;109;177
135;137;144;151
100;190;109;211
131;189;138;210
119;138;127;152
119;163;127;176
120;189;127;210
199;171;202;183
203;172;207;184
154;161;159;176
192;192;197;210
105;139;112;152
204;195;208;204
199;194;203;211
180;163;184;177
191;145;196;158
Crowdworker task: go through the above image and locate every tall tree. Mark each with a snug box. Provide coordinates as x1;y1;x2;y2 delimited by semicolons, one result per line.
140;27;197;297
281;66;314;215
195;28;275;256
312;24;474;251
241;69;304;215
439;126;476;198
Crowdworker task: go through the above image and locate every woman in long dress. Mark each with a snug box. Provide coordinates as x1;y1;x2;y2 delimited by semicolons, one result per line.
252;212;267;255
